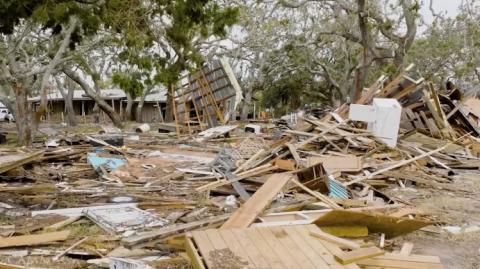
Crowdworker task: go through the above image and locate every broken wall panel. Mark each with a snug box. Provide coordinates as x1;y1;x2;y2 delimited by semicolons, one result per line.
174;58;242;128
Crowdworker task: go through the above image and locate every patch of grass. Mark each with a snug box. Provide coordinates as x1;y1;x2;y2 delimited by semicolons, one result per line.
0;133;18;148
65;124;102;134
69;222;104;237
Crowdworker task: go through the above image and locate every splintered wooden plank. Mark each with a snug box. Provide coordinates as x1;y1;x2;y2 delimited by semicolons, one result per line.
0;230;70;248
393;83;419;99
334;246;385;265
380;253;441;263
231;229;270;269
309;229;360;250
256;227;302;269
305;225;362;269
427;118;442;138
0;151;44;174
217;230;256;268
400;110;415;130
356;259;443;269
269;227;317;269
221;173;292;229
191;231;216;268
356;253;444;269
293;225;346;269
286;142;302;165
244;228;285;269
413;112;426;129
404;109;423;130
419;111;439;137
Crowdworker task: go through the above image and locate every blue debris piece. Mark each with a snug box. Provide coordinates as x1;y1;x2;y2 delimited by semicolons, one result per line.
87;153;125;172
327;175;349;199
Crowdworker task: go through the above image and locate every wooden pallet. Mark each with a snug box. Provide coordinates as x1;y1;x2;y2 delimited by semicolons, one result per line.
186;224;361;269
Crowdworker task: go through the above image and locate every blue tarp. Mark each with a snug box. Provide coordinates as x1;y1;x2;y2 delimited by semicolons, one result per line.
87;153;125;172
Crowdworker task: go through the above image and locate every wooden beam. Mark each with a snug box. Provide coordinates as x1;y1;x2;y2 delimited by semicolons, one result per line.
309;230;360;250
0;230;70;248
221;173;293;229
286;142;302;166
334;246;385;265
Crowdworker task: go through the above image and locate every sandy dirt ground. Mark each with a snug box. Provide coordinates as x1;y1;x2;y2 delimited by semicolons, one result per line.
388;171;480;269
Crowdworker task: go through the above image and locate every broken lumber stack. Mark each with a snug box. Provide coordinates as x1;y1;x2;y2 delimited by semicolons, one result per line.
1;68;479;268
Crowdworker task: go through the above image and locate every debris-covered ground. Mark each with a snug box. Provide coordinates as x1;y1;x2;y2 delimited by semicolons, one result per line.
1;73;480;269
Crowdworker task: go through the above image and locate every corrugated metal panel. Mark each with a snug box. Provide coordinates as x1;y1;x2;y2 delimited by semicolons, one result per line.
327;175;348;199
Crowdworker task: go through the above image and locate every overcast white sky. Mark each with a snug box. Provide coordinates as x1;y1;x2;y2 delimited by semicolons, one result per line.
420;0;462;25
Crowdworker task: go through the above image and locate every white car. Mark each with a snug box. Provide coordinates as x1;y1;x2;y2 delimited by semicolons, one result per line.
0;109;7;121
0;109;14;122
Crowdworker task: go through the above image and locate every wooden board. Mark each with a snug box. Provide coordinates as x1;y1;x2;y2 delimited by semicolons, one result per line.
309;230;360;250
0;230;70;248
221;173;292;229
0;151;43;174
334;246;384;265
307;155;363;172
356;252;444;269
190;225;355;269
464;97;480;118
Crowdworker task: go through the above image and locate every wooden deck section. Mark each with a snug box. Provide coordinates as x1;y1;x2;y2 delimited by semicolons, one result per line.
188;224;361;269
186;224;445;269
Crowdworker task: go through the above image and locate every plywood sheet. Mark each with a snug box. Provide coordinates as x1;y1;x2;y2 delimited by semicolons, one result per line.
313;210;430;239
308;156;363;172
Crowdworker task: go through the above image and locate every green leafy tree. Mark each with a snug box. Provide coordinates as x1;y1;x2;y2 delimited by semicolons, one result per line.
0;0;237;145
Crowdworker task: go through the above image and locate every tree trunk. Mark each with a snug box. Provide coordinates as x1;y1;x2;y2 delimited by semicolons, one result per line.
56;76;77;126
394;0;417;71
353;0;370;103
165;88;173;122
13;83;33;146
241;86;253;121
125;92;133;121
63;68;123;128
35;17;77;130
64;86;77;126
92;78;101;123
136;88;152;123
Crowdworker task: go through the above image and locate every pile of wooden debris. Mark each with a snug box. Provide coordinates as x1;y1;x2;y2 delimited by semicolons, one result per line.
0;71;479;269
